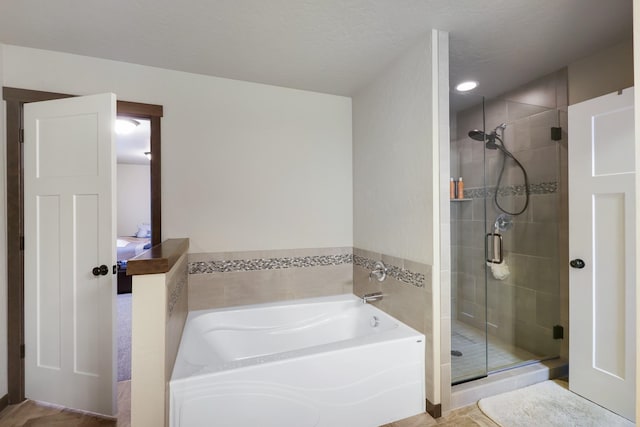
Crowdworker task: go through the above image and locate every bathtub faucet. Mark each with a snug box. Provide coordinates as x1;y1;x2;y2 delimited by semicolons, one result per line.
362;292;383;304
369;261;387;282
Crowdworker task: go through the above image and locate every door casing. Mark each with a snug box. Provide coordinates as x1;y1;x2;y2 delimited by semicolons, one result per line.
2;87;163;404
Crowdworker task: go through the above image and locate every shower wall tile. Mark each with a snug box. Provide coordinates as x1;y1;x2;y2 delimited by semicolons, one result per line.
529;109;559;149
459;273;476;303
530;194;559;223
458;201;473;220
484;99;508;131
501;70;562;109
536;292;560;329
456;107;483;144
503;116;531;153
506;146;558;184
515;286;536;324
505;101;550;123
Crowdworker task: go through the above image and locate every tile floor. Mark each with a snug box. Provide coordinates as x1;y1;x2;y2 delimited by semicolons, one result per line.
383;404;499;427
451;320;540;383
0;382;497;427
0;380;130;426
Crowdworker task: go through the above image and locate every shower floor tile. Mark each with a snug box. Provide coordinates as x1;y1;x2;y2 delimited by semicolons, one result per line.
451;320;541;383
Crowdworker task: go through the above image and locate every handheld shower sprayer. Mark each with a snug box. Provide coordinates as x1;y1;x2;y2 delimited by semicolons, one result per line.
466;123;530;216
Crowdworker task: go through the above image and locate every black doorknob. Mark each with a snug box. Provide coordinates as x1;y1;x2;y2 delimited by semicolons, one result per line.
570;259;585;269
92;264;109;276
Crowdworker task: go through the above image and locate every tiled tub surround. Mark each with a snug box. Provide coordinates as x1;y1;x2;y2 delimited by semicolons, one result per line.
188;247;436;413
352;248;431;334
449;69;567;385
187;247;353;310
352;248;436;414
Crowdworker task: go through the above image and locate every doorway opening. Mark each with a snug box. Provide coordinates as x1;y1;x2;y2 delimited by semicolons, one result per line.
2;87;163;405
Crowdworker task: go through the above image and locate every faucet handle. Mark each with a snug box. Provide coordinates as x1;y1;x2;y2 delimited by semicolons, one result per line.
369;261;387;282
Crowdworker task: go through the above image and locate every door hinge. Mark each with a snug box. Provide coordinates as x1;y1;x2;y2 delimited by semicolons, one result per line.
20;344;25;359
19;128;24;143
553;325;564;340
20;236;24;251
551;126;562;141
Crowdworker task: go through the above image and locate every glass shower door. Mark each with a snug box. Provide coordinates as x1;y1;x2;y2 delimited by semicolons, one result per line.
483;101;562;373
450;94;489;384
450;93;563;385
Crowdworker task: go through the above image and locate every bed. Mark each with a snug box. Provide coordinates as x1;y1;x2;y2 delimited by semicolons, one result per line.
117;236;152;294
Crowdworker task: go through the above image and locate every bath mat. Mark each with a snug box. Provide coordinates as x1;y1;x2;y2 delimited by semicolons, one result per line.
478;380;634;427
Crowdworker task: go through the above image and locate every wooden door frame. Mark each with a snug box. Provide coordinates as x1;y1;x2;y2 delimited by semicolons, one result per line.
2;87;163;404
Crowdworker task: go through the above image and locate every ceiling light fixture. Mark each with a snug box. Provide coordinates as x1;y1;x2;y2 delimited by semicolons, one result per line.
455;81;478;92
144;151;151;160
115;118;140;135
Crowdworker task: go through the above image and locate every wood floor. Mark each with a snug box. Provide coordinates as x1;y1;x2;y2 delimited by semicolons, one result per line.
0;381;130;427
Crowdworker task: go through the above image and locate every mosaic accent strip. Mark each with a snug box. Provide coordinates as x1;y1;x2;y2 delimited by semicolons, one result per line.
189;254;353;274
168;272;187;317
353;254;426;288
463;181;558;199
189;251;427;289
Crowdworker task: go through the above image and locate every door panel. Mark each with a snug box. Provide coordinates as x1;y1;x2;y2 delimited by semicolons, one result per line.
568;87;635;421
24;93;116;416
36;195;62;370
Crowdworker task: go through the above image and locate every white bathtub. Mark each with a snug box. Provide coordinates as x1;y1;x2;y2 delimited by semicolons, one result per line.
170;294;425;427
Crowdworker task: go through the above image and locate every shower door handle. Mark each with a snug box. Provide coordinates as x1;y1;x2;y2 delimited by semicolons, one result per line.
486;233;503;264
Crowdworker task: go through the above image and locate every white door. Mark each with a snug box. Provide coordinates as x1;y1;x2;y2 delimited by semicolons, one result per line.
24;94;117;416
568;87;635;421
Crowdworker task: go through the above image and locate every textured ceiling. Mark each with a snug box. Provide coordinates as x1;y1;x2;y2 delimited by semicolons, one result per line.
0;0;633;105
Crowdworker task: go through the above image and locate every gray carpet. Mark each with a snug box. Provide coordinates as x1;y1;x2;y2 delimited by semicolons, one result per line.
117;294;132;382
479;380;634;427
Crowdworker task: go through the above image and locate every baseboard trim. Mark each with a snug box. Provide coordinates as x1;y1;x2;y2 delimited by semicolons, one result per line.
426;399;441;418
0;393;9;412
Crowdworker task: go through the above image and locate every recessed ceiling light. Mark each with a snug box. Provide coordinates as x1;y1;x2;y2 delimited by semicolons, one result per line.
455;81;478;92
115;118;140;135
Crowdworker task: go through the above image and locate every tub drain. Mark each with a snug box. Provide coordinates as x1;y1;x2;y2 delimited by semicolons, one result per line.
451;350;463;357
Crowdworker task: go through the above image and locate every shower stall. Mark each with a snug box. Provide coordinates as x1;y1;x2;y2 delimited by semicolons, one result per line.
449;78;565;384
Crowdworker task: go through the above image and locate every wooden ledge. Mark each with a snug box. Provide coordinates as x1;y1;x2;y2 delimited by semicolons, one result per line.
127;238;189;276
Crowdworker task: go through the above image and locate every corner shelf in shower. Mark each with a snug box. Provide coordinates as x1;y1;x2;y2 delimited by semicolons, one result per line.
450;198;472;202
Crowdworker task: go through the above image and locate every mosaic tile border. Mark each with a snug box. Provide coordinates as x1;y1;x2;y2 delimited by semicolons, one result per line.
353;254;426;288
463;181;557;199
189;254;353;274
189;252;427;289
168;272;187;316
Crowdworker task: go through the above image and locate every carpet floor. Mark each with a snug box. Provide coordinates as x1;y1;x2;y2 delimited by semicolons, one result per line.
479;380;634;427
117;294;131;382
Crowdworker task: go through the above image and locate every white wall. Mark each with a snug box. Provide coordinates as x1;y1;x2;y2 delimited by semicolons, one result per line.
0;44;8;398
1;44;353;253
117;163;151;237
352;35;434;264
